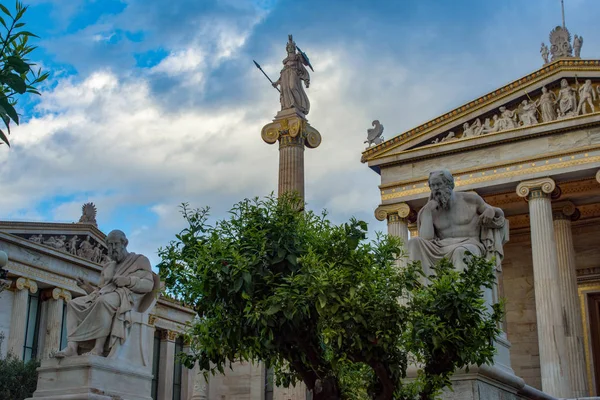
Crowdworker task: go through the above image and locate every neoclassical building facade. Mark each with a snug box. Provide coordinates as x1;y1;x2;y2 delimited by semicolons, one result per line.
362;35;600;397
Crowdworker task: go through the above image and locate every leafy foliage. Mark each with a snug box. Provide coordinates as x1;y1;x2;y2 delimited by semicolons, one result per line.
0;1;49;147
0;353;39;399
158;194;503;400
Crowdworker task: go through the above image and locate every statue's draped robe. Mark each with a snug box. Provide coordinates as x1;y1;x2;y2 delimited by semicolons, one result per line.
67;253;154;350
279;54;310;115
558;88;577;115
409;209;508;275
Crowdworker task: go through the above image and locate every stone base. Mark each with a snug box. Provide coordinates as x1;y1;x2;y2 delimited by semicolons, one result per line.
27;355;153;400
443;365;556;400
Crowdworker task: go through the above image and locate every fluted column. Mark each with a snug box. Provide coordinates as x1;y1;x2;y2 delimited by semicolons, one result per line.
552;202;588;397
375;203;414;266
516;178;571;397
181;341;195;400
7;277;37;358
278;134;305;199
157;330;176;400
43;288;71;358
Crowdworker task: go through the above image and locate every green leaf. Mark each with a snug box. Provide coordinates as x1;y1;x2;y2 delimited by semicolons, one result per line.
0;4;11;17
0;128;9;147
6;56;29;74
0;97;18;125
318;294;326;309
2;73;27;94
265;304;281;315
233;277;243;293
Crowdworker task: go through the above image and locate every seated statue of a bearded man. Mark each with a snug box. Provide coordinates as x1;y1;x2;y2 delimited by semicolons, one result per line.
407;169;508;276
56;229;156;357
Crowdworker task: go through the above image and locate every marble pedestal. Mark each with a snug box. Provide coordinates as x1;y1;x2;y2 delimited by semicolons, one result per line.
27;355;153;400
442;365;555;400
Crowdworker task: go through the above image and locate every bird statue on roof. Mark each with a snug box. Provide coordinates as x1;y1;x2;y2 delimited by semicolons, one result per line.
364;120;384;147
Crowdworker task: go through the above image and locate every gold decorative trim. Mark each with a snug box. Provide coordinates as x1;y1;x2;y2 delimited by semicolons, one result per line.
381;152;600;201
51;287;72;302
362;59;600;162
16;277;37;293
148;314;157;326
168;330;179;342
578;282;600;396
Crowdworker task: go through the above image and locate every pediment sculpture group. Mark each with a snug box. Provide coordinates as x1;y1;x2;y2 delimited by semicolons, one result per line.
432;78;598;145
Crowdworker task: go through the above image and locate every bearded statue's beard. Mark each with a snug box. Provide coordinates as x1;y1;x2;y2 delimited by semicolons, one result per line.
432;187;452;210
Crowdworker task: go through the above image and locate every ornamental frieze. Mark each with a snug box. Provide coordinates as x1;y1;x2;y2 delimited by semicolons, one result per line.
20;233;109;264
420;77;599;148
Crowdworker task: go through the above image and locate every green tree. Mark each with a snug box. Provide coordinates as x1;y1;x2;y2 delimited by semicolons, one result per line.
158;195;503;400
0;353;40;399
0;1;49;147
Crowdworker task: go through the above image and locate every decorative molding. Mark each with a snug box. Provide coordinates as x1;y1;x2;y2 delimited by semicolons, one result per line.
16;277;38;293
362;60;600;162
374;203;412;222
381;151;600;201
52;287;72;302
516;177;556;199
6;261;84;294
148;314;157;326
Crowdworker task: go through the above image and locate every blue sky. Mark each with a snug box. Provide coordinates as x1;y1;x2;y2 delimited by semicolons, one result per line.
0;0;598;266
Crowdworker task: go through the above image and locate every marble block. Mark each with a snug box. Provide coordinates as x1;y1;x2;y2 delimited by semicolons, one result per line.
27;355;153;400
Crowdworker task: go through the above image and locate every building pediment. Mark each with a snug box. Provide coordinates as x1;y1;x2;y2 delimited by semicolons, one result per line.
361;59;600;171
0;220;108;265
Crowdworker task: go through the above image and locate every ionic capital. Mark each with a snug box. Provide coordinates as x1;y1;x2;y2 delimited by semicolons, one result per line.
52;287;72;302
16;277;38;293
552;201;580;221
0;250;7;268
374;203;412;222
516;177;556;199
596;170;600;185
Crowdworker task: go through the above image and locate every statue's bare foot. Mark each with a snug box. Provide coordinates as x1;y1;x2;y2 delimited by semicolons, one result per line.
83;349;103;356
54;347;77;358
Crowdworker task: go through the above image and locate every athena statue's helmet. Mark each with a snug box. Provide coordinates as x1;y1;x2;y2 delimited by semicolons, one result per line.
286;34;296;54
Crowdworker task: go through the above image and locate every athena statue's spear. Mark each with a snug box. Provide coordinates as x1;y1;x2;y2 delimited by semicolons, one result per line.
252;60;280;93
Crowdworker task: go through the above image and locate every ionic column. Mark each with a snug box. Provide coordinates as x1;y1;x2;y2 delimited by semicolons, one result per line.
375;203;413;266
516;178;571;397
43;288;71;358
552;202;588;397
157;330;176;400
7;277;37;358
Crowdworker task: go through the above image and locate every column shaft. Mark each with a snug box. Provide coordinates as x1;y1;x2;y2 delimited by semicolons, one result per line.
190;365;209;400
278;136;305;199
157;333;175;400
43;297;64;359
554;216;588;396
7;279;37;358
527;191;571;397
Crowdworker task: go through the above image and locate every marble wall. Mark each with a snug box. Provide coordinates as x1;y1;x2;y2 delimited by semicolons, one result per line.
0;289;13;358
208;360;265;400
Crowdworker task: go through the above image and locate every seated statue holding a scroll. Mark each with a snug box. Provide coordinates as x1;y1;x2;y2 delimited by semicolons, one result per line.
56;230;159;358
407;169;508;275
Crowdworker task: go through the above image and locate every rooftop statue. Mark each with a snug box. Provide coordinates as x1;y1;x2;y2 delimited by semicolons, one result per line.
549;26;573;60
364;120;384;147
407;169;508;276
272;35;312;115
78;202;98;226
56;230;159;359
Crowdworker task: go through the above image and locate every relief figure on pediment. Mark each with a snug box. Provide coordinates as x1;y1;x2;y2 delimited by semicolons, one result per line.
462;119;483;138
496;107;517;130
535;86;557;122
556;79;578;118
29;234;43;244
517;99;538;126
92;244;104;264
44;235;66;251
67;235;80;255
77;236;95;259
577;79;596;115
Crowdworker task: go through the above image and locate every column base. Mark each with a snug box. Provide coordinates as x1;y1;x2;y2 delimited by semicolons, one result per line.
27;355;153;400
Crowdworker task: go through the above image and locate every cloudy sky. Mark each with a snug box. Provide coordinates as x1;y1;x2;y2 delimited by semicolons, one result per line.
0;0;598;266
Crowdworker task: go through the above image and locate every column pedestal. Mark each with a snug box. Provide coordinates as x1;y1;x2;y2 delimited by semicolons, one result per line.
7;277;37;358
552;202;588;397
516;178;571;397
